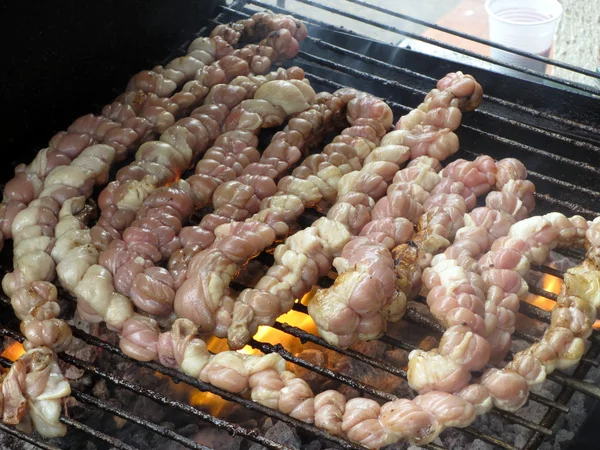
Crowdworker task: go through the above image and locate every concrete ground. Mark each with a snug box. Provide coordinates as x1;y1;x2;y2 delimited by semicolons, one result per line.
250;0;599;89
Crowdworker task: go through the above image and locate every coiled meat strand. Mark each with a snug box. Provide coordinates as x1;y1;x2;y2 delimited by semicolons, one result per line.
218;92;396;350
51;69;300;331
310;157;443;348
164;89;353;344
410;162;541;395
0;13;298;249
107;75;307;319
91;26;308;253
0;347;71;438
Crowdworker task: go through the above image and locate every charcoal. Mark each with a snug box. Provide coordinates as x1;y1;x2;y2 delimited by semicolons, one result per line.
192;428;243;450
0;432;39;450
466;439;494;450
176;423;199;436
303;441;322;450
248;421;301;450
260;417;274;432
383;440;409;450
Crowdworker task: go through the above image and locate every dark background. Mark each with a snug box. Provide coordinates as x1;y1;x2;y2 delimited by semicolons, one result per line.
0;0;221;179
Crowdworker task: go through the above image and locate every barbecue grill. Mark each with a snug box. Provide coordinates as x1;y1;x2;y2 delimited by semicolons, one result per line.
2;1;600;449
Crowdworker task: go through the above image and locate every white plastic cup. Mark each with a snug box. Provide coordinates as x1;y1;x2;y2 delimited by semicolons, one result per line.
485;0;563;73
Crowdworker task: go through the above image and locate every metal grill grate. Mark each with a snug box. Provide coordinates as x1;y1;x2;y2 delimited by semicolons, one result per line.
2;1;600;449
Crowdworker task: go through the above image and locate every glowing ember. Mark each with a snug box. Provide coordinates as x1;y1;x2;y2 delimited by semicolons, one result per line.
167;294;317;413
526;272;600;329
525;273;559;311
1;342;25;362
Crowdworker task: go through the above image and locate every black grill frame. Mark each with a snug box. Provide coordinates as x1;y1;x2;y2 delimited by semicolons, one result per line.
2;1;600;449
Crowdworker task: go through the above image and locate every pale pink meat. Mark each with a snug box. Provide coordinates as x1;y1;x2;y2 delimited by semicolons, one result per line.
314;390;346;435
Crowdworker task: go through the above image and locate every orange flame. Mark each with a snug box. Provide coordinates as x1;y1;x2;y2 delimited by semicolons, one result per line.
1;342;25;362
525;273;560;311
527;273;600;329
162;293;317;414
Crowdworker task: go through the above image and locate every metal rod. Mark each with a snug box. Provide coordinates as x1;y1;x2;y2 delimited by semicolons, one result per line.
523;344;600;450
546;370;600;400
57;352;292;450
247;0;600;96
531;264;565;279
219;4;600;139
305;33;600;138
343;0;600;81
70;390;210;450
296;50;600;172
460;426;518;450
528;284;559;301
59;416;139;450
248;338;399;401
272;321;408;378
0;421;61;450
67;326;366;450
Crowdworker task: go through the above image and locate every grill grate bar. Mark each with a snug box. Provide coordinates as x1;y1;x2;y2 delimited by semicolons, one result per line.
523;344;600;450
248;338;399;402
245;0;600;96
0;421;61;450
529;193;600;219
531;265;564;279
273;320;407;377
341;0;600;81
0;328;291;450
247;337;554;439
290;69;600;219
69;390;211;450
527;284;559;301
303;35;600;139
66;326;368;450
275;314;570;414
59;416;139;450
294;49;600;170
220;5;600;139
546;369;600;399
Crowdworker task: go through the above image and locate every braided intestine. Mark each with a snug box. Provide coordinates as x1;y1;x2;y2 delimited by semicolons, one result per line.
3;146;116;351
301;72;481;348
42;69;307;337
1;14;308;353
219;92;402;350
97;73;311;322
117;87;355;360
0;347;71;438
91;29;307;253
166;91;390;343
308;160;442;348
225;73;481;351
408;162;542;395
0;11;306;252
